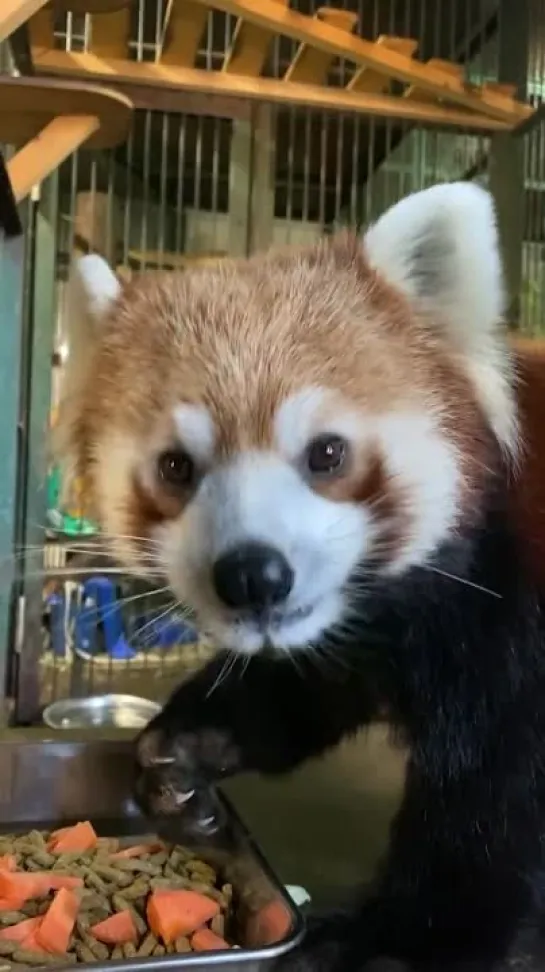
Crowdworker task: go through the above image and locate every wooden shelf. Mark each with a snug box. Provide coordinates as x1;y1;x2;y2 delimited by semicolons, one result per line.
0;76;132;202
22;0;534;130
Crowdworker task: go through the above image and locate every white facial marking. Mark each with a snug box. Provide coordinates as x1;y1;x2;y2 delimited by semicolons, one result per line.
158;451;371;654
153;406;463;654
275;386;362;460
373;412;461;574
173;404;216;465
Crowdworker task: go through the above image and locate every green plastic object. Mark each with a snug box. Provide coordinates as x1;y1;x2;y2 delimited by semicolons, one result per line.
46;465;96;537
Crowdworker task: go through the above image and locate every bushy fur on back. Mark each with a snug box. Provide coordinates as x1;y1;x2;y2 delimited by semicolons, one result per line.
57;184;545;971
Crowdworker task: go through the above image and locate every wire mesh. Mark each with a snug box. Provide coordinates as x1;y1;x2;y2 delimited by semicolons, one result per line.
7;0;542;717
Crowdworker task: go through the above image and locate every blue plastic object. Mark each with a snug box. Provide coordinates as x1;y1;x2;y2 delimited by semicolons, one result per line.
46;591;66;658
81;576;136;660
133;613;198;651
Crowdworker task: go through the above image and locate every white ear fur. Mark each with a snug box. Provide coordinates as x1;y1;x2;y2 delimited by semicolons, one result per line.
364;183;518;460
77;254;121;319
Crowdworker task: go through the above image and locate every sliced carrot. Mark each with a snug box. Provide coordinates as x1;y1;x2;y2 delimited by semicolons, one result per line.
147;890;220;944
0;856;16;872
191;928;231;952
91;910;137;945
47;821;97;854
0;898;24;911
49;826;72;840
111;842;163;860
0;871;83;904
0;917;42;942
246;901;292;947
21;926;48;954
36;887;79;955
46;875;84;892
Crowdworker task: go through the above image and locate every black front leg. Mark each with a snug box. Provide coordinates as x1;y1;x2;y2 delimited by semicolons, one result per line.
135;648;378;816
282;753;542;972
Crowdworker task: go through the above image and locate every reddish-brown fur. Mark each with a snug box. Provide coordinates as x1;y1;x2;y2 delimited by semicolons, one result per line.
58;236;545;584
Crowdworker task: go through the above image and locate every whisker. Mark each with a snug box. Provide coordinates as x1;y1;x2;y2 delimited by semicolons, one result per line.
422;565;502;599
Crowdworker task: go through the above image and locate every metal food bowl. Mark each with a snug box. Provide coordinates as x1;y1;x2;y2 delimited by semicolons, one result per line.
42;694;162;730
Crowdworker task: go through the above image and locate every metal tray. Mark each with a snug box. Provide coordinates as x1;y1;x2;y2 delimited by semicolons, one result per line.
0;732;305;972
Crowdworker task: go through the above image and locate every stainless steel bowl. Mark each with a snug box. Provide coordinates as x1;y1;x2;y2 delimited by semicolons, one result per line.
42;694;161;730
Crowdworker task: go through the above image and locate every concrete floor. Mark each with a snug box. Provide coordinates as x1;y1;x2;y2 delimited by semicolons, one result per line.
226;724;405;908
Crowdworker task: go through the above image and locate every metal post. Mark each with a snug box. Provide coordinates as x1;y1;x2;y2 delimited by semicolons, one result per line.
228;104;276;257
487;0;529;329
16;174;59;724
0;183;26;726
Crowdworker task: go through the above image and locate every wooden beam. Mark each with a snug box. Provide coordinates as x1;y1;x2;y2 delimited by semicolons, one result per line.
101;78;251;117
7;115;100;203
0;0;50;43
32;49;514;131
285;7;358;85
348;36;417;94
90;7;131;58
0;75;132;149
161;0;209;67
223;0;287;77
127;249;226;268
186;0;531;124
405;58;463;103
27;4;54;53
55;1;132;10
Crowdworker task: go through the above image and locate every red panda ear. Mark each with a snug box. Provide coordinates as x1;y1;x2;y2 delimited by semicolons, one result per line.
363;183;519;461
76;254;122;321
363;182;505;358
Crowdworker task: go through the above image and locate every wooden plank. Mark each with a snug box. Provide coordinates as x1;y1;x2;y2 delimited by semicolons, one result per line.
27;5;54;53
405;58;464;103
7;115;100;203
0;75;132;149
127;249;226;267
56;1;132;10
31;49;515;131
285;7;357;85
103;79;251;117
90;7;131;58
348;36;417;94
0;0;50;43
185;0;531;124
223;0;287;77
161;0;209;67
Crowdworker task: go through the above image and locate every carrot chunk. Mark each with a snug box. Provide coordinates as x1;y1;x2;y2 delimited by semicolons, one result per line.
0;871;82;904
35;887;79;954
91;910;137;945
21;926;48;954
47;821;97;854
111;842;163;860
147;890;220;944
0;856;16;872
0;917;42;942
191;928;231;952
246;900;292;947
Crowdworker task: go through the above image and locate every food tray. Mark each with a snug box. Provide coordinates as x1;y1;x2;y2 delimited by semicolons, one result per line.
0;733;305;972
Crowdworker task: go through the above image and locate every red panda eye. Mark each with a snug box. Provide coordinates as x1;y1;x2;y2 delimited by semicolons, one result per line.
307;435;347;475
157;449;195;488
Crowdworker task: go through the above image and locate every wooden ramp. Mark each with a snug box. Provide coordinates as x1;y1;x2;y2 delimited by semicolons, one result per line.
0;76;132;202
16;0;533;131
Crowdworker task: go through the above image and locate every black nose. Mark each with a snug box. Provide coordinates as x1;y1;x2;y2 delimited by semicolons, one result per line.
212;543;294;611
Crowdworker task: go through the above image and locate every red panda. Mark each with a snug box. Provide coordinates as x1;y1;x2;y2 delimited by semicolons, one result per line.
57;183;545;971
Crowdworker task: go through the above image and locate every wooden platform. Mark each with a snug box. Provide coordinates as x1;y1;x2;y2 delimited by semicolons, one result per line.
1;76;132;202
22;0;533;131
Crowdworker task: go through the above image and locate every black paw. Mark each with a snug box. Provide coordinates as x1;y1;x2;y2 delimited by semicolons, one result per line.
134;708;242;820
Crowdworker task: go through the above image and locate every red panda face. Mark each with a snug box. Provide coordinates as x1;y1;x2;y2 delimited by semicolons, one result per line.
58;183;518;655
